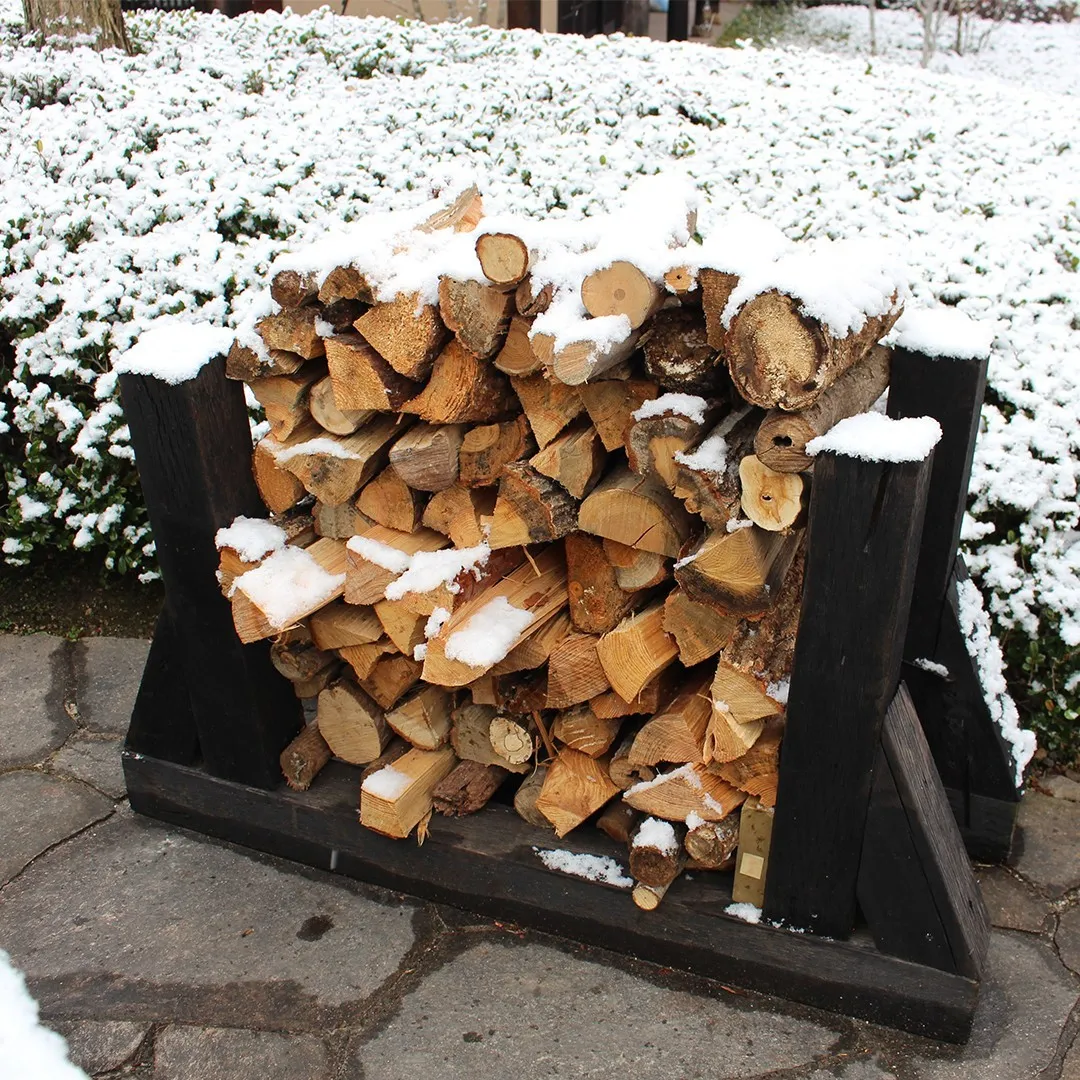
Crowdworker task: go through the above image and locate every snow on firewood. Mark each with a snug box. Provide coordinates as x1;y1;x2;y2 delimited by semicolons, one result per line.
274;437;364;463
345;536;413;574
383;543;490;602
534;847;634;889
233;546;345;630
889;307;997;361
443;595;535;668
361;763;412;800
633;393;709;425
214;516;287;563
112;317;234;385
632;817;679;855
806;412;942;464
693;212;794;275
424;607;452;639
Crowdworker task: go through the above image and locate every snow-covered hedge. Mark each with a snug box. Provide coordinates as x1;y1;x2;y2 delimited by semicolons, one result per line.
1;7;1078;753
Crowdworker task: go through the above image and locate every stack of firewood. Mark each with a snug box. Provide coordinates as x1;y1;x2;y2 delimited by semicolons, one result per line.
219;185;902;910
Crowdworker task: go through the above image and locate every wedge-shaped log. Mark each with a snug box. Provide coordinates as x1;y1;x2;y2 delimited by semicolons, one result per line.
360;746;457;838
317;678;391;764
476;232;530;288
395;545;522;619
642;307;726;395
490;609;572;677
421;484;495;548
546;632;611;709
360;653;422;710
270;637;334;684
609;727;655;790
493;314;543;376
603;539;669;592
530;418;605;499
623;762;746;823
404;338;517;424
309;601;383;651
581;261;660;329
738;455;808;532
385;685;452;750
338;639;397;682
312;498;371;540
353;292;448;381
389;422;466;493
579;466;693;558
532;324;642;386
596;600;679;703
535;747;620;838
324;332;419;412
564;532;636;635
226;341;304;381
438;277;514;359
591;670;676;721
318;265;374;306
628;670;712;767
578;378;659;452
487;463;579;549
630;818;687;888
515;276;552;317
459;415;533;488
374;598;426;656
344;524;448;605
250;364;327;442
358;465;426;533
714;717;783;807
433;759;510;816
551;703;621;759
270;269;319;309
663;587;738;666
309;374;372;436
725;290;901;412
417;185;484;233
257;305;325;359
252;419;321;515
510;373;584;449
279;722;331;792
450;702;531;774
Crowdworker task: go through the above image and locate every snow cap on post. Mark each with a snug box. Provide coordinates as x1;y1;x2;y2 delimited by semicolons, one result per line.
806;412;942;464
888;306;996;361
113;317;234;385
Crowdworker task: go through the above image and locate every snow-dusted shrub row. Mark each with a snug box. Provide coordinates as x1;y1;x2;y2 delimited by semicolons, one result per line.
0;8;1077;748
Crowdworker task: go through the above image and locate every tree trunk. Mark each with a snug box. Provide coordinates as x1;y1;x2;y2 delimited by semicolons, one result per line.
25;0;130;52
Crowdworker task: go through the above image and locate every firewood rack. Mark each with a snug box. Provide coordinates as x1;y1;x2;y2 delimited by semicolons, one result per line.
119;343;1019;1043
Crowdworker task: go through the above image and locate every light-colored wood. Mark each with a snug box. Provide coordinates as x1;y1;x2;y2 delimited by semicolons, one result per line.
458;415;533;488
738;455;808;532
476;232;530;288
318;265;374;306
403;338;516;424
374;598;426;657
513;765;552;828
385;684;453;750
577;378;659;452
312;499;372;539
308;374;372;436
256;305;325;359
581;261;661;329
684;815;740;869
490;609;572;676
226;341;303;381
358;465;427;533
420;484;496;548
510;373;584;449
489;715;535;765
343;524;448;605
714;717;783;807
359;737;410;783
433;759;510;816
515;276;552;317
662;588;738;667
664;265;697;296
551;703;621;759
628;671;712;766
590;671;673;721
278;416;402;507
595;802;640;845
353;292;448;381
623;762;746;823
360;746;458;839
388;422;466;493
360;653;423;710
450;702;531;774
564;532;635;635
324;332;419;412
595;601;679;703
602;538;669;592
578;466;693;558
492;314;543;377
625;396;720;488
253;420;322;515
279;722;332;791
629;818;687;888
532;324;642;386
338;639;397;681
546;632;610;710
699;269;739;350
535;747;619;838
608;727;656;790
467;674;499;707
732;796;775;907
291;663;341;700
487;463;579;549
317;678;391;764
438;276;514;359
421;547;567;687
418;186;484;233
632;880;672;911
396;546;525;620
309;601;383;651
529;418;605;499
249;365;326;442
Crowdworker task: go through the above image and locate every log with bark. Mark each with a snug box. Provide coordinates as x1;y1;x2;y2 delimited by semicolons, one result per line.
487;463;578;549
580;261;661;329
578;466;693;558
529;418;606;499
564;532;636;635
662;587;738;666
493;314;544;377
450;702;531;774
476;231;530;289
433;759;510;816
641;307;727;395
625;396;722;490
684;814;740;870
309;374;372;436
249;364;327;442
404;338;517;424
513;765;552;828
458;415;533;488
577;378;659;452
421;484;495;548
629;817;687;888
279;722;332;792
438;277;514;359
388;422;466;492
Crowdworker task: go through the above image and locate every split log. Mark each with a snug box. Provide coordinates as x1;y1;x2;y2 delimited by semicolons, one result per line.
421;484;495;548
312;499;371;539
628;670;712;766
577;378;659;452
596;601;679;703
324;333;419;412
724;290;901;411
731;796;774;907
374;598;426;656
738;456;808;532
754;344;892;472
226;340;304;380
531;324;641;386
421;547;566;687
433;759;510;816
292;662;341;700
359;737;410;783
623;762;746;822
309;374;372;436
385;684;453;749
317;678;391;764
590;670;675;720
476;232;530;288
546;633;611;709
249;365;327;442
318;265;374;306
279;722;332;792
699;269;738;350
403;339;517;424
338;639;397;681
270;269;319;310
491;609;572;676
487;463;578;549
438;277;514;359
515;276;552;317
625;398;722;490
353;292;448;381
450;703;531;774
713;717;783;807
458;415;533;488
343;524;448;605
492;314;543;377
684;815;740;869
596;801;640;845
394;545;523;619
360;653;423;710
510;373;584;449
602;539;669;592
489;715;535;765
467;674;499;707
581;261;660;329
513;765;552;828
641;307;726;395
257;306;325;359
662;587;737;666
270;638;335;684
629;818;687;888
388;422;466;492
360;746;458;839
535;747;620;838
608;727;656;790
551;703;621;758
320;298;367;335
674;525;802;617
564;532;636;636
277;416;402;506
358;466;427;533
578;466;693;558
529;418;605;499
632;881;673;911
417;185;484;233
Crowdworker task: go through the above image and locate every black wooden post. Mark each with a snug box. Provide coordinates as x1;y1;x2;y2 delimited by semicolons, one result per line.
667;0;690;40
764;444;934;937
119;357;302;789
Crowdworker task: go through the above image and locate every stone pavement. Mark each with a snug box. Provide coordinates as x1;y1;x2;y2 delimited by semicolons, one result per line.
1;632;1078;1080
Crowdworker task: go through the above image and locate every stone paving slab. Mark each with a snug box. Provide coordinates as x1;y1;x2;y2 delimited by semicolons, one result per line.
0;808;418;1028
154;1026;329;1080
1058;904;1080;976
49;734;127;800
50;1019;149;1075
0;634;73;768
975;865;1054;934
75;637;149;734
352;936;843;1080
0;770;113;887
1012;792;1080;898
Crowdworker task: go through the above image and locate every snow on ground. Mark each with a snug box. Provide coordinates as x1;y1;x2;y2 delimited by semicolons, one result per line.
0;6;1078;728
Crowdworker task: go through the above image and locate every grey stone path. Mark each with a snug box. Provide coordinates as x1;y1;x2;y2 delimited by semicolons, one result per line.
1;632;1078;1080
